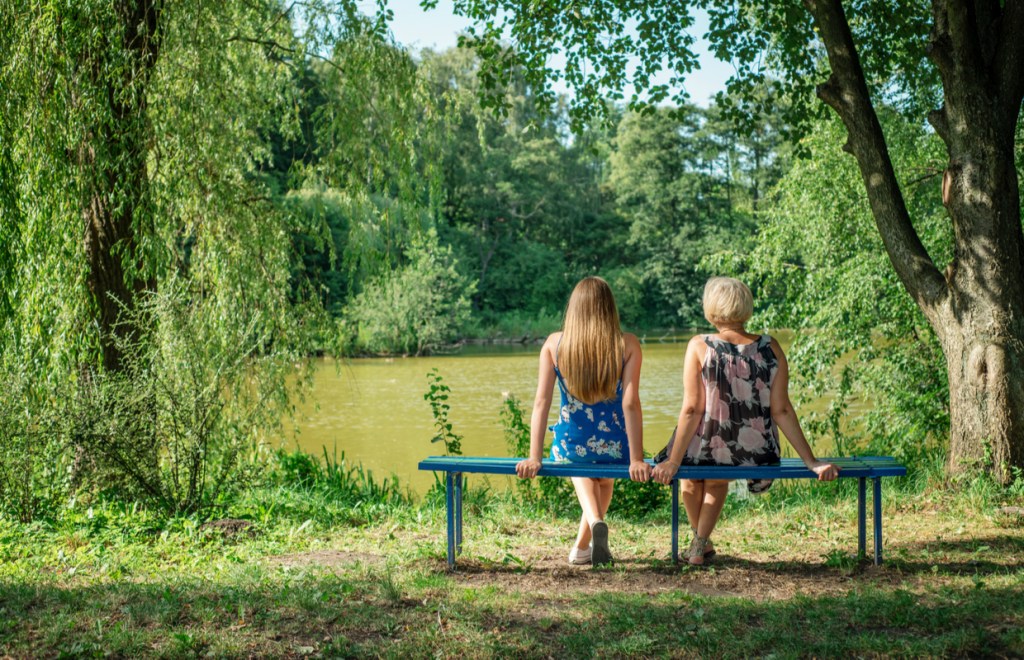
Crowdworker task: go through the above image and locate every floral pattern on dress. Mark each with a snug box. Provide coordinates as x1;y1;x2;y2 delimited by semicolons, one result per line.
675;334;781;493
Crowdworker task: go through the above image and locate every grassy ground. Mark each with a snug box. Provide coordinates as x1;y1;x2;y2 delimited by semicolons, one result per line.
1;475;1022;658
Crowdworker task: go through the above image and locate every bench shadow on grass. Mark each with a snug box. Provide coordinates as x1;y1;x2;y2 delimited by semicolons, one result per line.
445;530;1022;582
2;556;1022;657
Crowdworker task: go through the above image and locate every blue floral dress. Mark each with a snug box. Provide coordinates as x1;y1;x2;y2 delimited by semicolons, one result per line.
549;365;630;464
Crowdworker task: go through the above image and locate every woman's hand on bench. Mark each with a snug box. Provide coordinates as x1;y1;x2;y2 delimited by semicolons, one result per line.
630;460;652;482
515;458;542;479
809;461;840;481
652;459;680;485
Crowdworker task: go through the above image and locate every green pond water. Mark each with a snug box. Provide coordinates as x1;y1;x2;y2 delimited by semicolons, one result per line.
285;331;858;495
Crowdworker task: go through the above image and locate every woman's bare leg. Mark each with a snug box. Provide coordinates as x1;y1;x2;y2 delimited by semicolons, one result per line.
686;479;729;565
570;477;606;548
681;479;705;533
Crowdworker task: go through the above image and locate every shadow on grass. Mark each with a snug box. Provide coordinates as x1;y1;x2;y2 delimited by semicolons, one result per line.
1;568;1020;657
896;532;1024;555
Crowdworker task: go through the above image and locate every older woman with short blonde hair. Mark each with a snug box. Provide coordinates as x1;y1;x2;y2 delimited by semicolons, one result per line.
652;277;838;565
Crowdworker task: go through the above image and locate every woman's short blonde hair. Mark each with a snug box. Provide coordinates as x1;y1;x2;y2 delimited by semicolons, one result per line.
703;277;754;326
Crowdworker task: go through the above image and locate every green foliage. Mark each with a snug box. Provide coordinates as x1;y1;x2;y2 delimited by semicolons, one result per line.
424;368;463;456
347;229;475;355
730;113;952;463
271;447;410;507
611;476;670;518
262;41;792;339
66;283;318;518
608;105;760;325
0;368;72;522
500;394;531;458
449;1;701;132
475;238;570;315
445;1;937;140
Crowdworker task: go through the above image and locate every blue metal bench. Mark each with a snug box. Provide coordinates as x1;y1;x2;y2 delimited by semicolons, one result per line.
418;456;907;569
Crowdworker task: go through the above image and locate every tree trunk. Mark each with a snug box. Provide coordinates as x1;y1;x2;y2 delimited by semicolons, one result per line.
944;330;1024;480
923;0;1024;482
805;0;1024;483
934;117;1024;480
79;0;162;372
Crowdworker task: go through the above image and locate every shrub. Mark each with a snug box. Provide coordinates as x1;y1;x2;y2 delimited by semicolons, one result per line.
0;367;72;522
272;446;410;507
347;229;476;355
66;284;312;517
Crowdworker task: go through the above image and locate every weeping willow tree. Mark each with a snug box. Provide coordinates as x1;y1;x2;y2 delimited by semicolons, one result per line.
0;0;429;514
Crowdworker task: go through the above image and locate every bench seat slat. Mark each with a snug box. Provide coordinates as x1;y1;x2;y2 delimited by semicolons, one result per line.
418;456;907;479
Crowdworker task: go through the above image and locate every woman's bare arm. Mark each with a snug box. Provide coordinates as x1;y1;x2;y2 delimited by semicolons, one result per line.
652;335;706;485
621;333;650;482
516;334;558;478
769;338;838;481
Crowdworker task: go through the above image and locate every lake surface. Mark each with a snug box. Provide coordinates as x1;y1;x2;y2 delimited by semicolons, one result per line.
285;331;851;495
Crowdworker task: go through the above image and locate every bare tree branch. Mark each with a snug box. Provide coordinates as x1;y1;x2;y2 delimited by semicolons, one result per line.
803;0;949;320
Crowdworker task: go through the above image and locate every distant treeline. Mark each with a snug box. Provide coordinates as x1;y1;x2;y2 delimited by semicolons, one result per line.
268;45;792;355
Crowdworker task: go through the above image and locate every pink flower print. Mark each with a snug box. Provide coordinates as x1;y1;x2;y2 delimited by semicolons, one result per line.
710;395;731;424
732;377;754;404
737;425;765;452
753;350;766;366
735;359;751;379
711;442;733;464
756;378;771;407
685;432;703;459
749;416;767;434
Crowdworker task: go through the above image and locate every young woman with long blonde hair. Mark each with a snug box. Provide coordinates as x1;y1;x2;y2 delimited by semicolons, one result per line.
516;276;650;566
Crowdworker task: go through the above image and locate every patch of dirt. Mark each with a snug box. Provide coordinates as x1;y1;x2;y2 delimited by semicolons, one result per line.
267;549;384;570
199;518;255;539
442;551;865;602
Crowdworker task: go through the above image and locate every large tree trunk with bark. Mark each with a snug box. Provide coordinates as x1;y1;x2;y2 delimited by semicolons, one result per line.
805;0;1024;482
78;0;162;372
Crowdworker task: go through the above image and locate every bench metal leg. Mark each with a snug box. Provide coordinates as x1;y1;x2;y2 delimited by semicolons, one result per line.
671;479;680;563
445;471;456;569
873;477;883;565
455;472;464;556
858;477;866;560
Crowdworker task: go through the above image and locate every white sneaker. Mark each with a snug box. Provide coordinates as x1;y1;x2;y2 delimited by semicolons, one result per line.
568;545;592;565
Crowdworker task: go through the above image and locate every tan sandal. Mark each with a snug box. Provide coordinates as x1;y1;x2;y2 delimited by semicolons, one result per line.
685;528;716;560
686;535;711;566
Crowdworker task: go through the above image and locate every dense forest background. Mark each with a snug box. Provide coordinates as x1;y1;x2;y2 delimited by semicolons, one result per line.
276;44;789;355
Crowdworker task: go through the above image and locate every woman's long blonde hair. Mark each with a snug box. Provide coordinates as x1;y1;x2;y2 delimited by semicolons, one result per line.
558;277;623;405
